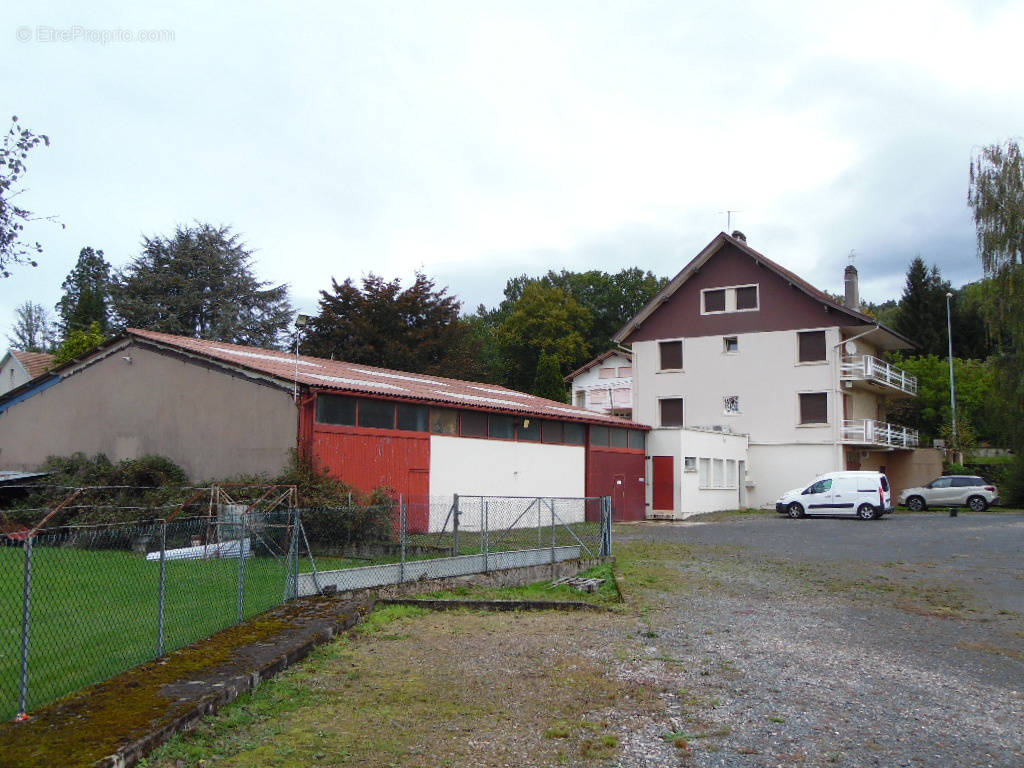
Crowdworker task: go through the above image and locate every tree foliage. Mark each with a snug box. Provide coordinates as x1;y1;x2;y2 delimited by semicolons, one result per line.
7;300;55;352
0;116;59;278
53;321;106;365
56;247;112;339
497;282;591;393
302;271;469;376
969;141;1024;456
532;352;567;403
110;224;293;348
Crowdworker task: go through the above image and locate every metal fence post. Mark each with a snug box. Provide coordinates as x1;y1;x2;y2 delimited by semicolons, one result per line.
550;499;556;564
399;494;406;583
483;501;489;572
157;521;167;657
18;536;34;719
601;497;612;557
237;514;247;624
452;494;460;556
290;509;301;600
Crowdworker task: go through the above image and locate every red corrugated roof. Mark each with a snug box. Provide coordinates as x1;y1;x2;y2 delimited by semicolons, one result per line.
128;329;647;428
11;350;56;379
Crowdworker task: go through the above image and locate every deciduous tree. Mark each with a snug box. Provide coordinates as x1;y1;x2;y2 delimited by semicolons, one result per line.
7;300;55;351
111;224;292;348
1;116;59;278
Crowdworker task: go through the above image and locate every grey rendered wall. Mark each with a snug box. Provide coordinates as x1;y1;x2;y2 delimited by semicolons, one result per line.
0;342;297;481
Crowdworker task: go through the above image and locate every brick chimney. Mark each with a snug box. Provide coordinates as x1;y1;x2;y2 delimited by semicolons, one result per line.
844;264;860;310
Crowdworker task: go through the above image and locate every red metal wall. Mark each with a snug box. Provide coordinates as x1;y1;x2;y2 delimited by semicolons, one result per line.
586;447;646;521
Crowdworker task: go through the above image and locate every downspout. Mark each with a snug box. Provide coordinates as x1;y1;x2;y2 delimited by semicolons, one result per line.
831;324;882;469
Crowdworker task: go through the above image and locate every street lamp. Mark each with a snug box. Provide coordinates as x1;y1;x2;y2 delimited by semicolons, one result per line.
945;293;957;461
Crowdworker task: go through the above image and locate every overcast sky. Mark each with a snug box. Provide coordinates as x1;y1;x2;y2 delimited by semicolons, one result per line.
3;0;1022;338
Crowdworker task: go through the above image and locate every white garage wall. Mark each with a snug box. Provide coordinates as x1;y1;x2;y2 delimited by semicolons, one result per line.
747;443;836;508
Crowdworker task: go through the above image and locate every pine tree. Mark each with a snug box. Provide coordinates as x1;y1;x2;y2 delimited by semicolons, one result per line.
892;257;951;356
56;247;112;339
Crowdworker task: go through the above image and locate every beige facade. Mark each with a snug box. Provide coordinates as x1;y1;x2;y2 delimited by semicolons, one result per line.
0;340;297;481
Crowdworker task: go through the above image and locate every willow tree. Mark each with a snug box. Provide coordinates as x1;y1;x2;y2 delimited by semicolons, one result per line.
969;141;1024;492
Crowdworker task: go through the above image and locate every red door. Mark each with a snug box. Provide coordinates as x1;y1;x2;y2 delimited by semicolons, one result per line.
652;456;674;511
612;474;626;520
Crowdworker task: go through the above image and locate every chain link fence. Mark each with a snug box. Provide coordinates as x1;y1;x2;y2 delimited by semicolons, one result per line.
2;495;611;721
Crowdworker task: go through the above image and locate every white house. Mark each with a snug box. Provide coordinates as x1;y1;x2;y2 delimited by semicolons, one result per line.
565;350;633;418
613;232;942;517
1;350;55;395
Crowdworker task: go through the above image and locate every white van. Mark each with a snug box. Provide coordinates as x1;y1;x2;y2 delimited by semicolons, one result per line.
775;471;893;520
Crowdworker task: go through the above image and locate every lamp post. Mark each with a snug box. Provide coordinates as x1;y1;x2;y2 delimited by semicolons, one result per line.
945;292;957;461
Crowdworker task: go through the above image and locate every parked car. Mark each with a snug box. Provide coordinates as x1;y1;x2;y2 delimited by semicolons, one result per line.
898;476;999;512
775;471;893;520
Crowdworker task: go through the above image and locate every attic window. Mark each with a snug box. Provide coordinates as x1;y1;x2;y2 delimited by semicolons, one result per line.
701;284;759;315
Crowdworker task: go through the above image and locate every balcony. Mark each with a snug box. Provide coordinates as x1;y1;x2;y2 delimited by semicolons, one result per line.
840;355;917;397
842;419;919;449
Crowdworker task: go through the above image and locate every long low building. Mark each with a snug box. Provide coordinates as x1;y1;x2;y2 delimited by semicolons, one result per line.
0;329;649;527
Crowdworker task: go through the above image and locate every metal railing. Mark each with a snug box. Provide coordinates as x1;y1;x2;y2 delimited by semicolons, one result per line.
841;355;918;395
841;419;919;448
2;495;611;721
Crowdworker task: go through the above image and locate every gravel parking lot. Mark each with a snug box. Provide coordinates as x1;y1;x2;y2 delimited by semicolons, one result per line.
611;512;1024;767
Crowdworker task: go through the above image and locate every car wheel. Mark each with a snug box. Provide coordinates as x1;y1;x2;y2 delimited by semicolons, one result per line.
857;503;877;520
786;502;804;519
905;496;925;512
967;495;988;512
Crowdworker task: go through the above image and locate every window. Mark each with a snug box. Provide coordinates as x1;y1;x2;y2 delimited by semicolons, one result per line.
488;414;515;439
807;478;832;494
798;330;827;363
799;392;828;424
617;366;632;377
431;408;458;434
712;459;724;488
590;425;610;446
397;403;428;432
517;418;540;441
574;391;586;407
659;340;683;370
930;477;953;489
599;367;616;379
589;389;610;405
698;458;711;488
723;395;740;415
542;420;564;444
701;285;759;314
564;422;585;445
609;428;628;448
460;411;488;437
660;398;683;427
726;459;736;488
628;430;646;450
723;336;738;353
358;399;395;429
683;456;697;472
316;394;356;426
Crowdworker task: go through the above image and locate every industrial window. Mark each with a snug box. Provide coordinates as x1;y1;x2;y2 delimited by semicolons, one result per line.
798;330;827;362
488;414;515;439
517;418;540;442
564;422;585;445
799;392;828;424
541;420;564;444
609;428;628;448
659;340;683;370
590;425;610;447
660;398;683;427
396;403;429;432
599;367;616;379
430;408;458;434
316;394;356;426
358;399;394;429
628;430;646;450
460;410;488;438
702;285;759;314
723;336;738;353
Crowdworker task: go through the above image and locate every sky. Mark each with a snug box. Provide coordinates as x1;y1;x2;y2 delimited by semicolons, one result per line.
3;0;1023;339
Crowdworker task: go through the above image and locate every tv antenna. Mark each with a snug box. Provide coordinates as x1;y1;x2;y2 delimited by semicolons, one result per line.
718;209;741;231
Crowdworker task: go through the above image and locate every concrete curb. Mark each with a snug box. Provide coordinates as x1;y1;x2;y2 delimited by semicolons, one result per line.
380;597;616;612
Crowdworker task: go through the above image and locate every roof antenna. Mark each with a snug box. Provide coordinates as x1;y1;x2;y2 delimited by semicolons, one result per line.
718;209;741;232
848;249;857;265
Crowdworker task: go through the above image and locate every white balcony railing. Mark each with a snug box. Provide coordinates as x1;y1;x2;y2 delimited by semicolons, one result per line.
840;355;917;396
842;419;919;449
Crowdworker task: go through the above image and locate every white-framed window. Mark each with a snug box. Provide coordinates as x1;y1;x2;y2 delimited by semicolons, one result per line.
712;459;724;488
725;459;736;488
698;458;711;488
574;391;586;407
723;336;739;353
701;284;759;315
723;395;740;415
683;456;697;472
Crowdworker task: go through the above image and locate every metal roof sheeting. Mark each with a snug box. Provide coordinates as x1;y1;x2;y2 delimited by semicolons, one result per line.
128;329;648;429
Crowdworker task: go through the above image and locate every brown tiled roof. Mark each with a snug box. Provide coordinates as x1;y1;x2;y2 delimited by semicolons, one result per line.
564;349;632;382
128;329;647;429
11;350;56;379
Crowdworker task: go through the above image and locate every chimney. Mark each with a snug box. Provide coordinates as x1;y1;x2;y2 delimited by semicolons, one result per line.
844;264;860;310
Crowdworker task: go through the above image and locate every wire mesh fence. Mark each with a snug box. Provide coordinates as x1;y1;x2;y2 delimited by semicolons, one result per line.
1;494;611;720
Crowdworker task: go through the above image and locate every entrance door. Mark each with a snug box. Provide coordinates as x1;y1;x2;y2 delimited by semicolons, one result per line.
612;474;626;520
652;456;674;511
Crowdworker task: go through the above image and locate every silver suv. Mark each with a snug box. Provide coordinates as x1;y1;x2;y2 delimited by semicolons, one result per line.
898;475;999;512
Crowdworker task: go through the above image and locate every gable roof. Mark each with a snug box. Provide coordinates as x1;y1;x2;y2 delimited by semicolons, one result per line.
8;350;56;379
126;329;646;428
564;349;632;382
612;232;914;349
